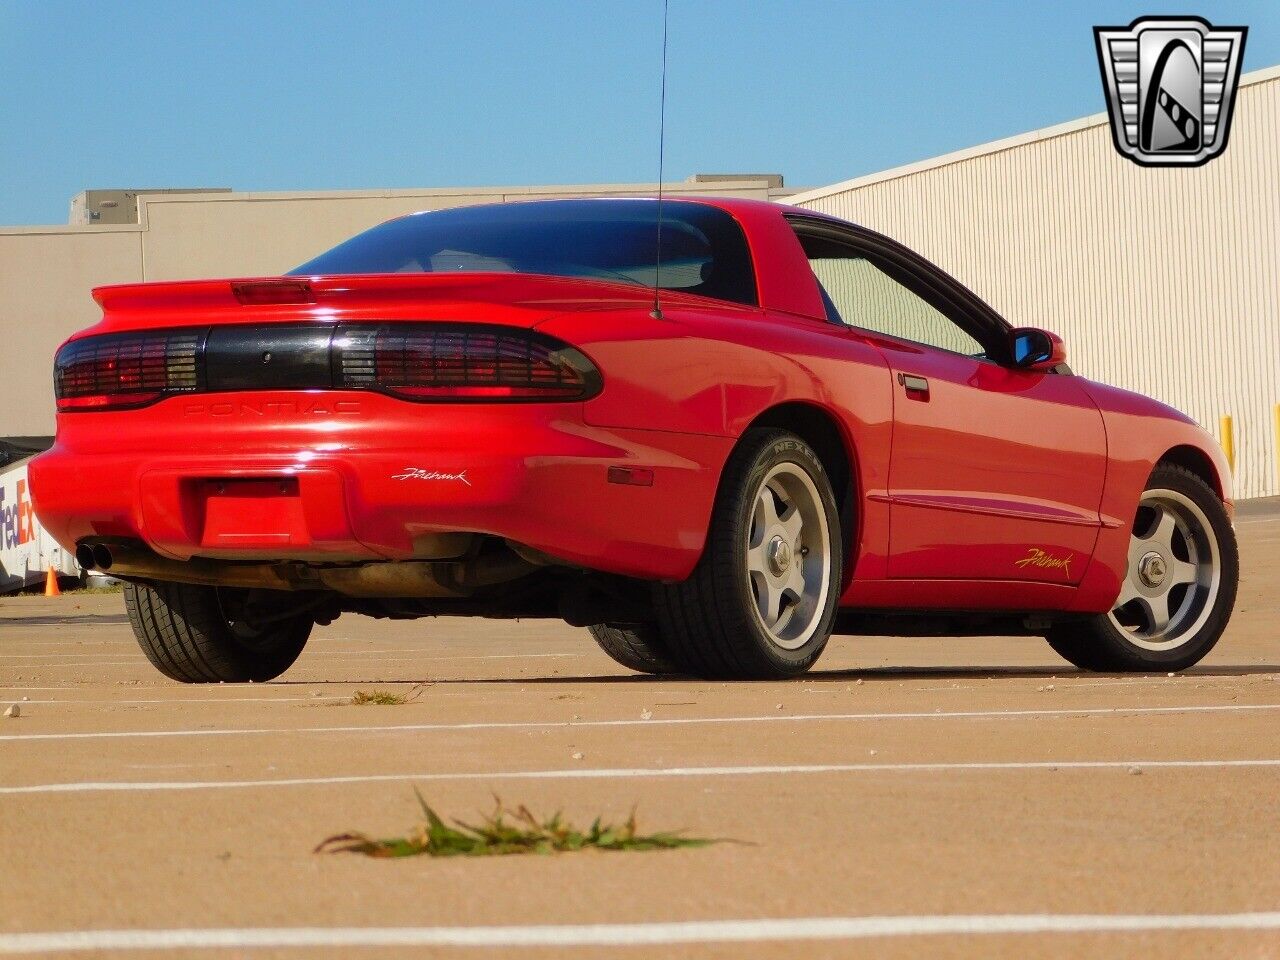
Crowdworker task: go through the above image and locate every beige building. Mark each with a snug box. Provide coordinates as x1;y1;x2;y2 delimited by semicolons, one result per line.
0;174;792;444
789;65;1280;500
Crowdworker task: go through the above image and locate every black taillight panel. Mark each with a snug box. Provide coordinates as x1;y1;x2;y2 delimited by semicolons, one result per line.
54;322;600;411
55;329;204;411
333;323;602;402
204;324;336;391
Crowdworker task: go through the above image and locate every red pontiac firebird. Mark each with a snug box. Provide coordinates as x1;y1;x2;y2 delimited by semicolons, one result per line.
31;198;1238;682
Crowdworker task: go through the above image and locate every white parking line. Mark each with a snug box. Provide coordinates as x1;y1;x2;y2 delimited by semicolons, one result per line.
1;701;1276;744
10;696;349;706
0;649;408;659
0;661;141;669
3;912;1280;952
4;757;1280;796
0;653;589;672
0;656;141;662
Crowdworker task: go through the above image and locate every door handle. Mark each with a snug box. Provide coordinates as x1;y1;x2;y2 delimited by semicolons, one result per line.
897;373;930;394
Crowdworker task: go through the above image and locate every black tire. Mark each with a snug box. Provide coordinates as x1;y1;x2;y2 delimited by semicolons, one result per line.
124;580;312;683
653;428;843;679
588;623;677;674
1046;464;1238;672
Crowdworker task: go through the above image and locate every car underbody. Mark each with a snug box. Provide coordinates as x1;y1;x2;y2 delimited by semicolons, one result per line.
78;532;1082;639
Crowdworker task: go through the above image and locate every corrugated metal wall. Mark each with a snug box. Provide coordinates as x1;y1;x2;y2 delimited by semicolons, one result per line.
791;68;1280;500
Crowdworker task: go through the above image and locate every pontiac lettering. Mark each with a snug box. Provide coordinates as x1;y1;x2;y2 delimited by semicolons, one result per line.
183;400;362;417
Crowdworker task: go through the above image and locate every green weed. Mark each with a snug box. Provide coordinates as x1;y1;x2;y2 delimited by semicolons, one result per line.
349;686;423;706
316;791;718;858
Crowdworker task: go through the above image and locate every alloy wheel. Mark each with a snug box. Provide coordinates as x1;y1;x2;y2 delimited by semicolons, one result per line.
745;462;832;650
1108;488;1222;650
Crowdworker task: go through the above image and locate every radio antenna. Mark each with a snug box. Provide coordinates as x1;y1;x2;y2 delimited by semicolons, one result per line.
651;0;669;320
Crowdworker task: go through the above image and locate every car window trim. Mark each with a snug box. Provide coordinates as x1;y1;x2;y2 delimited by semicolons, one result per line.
785;214;1016;365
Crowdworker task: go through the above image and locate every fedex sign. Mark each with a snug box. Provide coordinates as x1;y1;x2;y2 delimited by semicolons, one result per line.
0;460;77;592
0;474;36;550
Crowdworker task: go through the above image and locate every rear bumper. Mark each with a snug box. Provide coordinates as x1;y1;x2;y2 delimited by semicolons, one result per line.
29;392;732;581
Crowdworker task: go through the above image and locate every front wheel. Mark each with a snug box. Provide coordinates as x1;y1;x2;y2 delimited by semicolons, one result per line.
124;580;313;683
653;428;843;679
1046;464;1237;672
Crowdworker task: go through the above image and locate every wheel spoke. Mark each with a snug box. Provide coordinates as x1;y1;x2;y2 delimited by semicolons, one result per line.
1145;507;1178;552
783;562;807;604
755;574;782;626
1137;592;1172;633
746;541;768;576
1168;559;1199;587
754;486;781;533
778;500;804;544
1114;575;1141;608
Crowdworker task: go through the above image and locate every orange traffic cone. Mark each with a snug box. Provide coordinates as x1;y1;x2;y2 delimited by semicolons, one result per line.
44;567;61;597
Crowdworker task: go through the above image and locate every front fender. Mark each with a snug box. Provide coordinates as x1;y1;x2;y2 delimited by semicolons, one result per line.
1072;382;1231;612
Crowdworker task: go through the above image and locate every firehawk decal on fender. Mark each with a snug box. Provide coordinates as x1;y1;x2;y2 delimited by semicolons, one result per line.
29;197;1238;683
1015;548;1073;578
392;468;471;486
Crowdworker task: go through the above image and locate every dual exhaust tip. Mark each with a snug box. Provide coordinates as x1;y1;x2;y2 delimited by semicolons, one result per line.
76;543;114;572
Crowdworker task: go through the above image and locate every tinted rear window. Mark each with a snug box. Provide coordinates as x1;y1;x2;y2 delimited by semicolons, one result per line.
289;199;757;307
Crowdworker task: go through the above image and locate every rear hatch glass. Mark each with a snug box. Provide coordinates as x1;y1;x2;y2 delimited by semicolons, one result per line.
288;199;757;307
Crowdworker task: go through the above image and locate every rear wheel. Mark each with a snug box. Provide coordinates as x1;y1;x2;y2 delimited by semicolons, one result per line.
1047;464;1237;672
653;428;842;679
124;580;312;683
588;623;677;674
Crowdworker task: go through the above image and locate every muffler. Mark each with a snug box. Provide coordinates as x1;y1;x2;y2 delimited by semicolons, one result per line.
77;540;539;598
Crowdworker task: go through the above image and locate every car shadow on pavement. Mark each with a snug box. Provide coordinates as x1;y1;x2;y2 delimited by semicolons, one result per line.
807;665;1280;682
270;664;1280;685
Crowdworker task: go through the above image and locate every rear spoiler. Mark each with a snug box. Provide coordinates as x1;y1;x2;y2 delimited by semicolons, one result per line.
82;272;677;337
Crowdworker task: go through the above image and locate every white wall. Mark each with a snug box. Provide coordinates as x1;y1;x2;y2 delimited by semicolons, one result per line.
0;226;143;437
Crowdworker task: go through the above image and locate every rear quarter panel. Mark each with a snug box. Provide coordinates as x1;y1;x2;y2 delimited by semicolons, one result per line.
537;304;895;583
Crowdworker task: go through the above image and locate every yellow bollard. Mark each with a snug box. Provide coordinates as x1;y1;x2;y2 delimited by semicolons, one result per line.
1220;415;1235;474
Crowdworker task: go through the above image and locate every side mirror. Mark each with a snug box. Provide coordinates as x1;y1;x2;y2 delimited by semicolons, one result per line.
1009;327;1066;371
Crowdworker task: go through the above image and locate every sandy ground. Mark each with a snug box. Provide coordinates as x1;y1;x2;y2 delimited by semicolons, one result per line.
1;502;1278;958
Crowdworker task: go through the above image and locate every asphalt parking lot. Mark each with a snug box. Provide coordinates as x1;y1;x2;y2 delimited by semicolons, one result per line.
2;501;1278;959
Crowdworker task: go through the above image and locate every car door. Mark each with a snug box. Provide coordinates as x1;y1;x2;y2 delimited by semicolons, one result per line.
790;219;1108;586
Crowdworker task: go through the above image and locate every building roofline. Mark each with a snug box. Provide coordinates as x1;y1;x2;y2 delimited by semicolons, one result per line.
134;177;790;207
786;62;1280;205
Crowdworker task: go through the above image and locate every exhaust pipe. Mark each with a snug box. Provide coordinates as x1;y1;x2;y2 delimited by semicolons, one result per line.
81;540;539;598
76;542;117;571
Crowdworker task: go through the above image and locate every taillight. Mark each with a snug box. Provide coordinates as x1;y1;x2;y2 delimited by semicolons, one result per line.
52;322;600;411
334;324;601;402
55;330;202;412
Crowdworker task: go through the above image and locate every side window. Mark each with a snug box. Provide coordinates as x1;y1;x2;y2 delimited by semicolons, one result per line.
800;236;985;358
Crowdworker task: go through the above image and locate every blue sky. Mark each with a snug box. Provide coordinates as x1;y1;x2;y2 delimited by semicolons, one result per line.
1;1;1276;225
